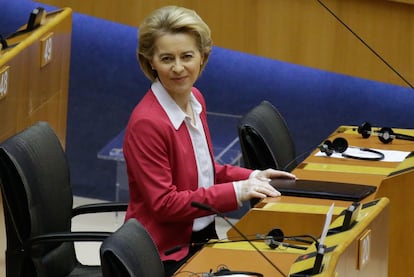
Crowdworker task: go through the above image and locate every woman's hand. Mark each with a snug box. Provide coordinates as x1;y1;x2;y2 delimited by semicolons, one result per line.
235;169;296;202
238;177;281;202
252;168;296;182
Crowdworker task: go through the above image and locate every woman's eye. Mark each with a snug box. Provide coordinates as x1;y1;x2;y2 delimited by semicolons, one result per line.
160;56;173;63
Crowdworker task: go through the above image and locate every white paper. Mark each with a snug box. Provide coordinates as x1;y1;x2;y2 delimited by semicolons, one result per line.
315;147;410;162
319;203;334;246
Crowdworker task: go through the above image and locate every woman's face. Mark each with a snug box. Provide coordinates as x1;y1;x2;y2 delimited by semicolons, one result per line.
150;32;203;99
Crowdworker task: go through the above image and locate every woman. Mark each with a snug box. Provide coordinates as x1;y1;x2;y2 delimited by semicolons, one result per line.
123;6;296;276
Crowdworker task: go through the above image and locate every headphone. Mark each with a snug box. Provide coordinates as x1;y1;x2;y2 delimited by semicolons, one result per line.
263;228;311;250
213;268;263;276
319;137;348;156
0;35;7;50
319;137;384;161
357;122;414;144
264;228;285;249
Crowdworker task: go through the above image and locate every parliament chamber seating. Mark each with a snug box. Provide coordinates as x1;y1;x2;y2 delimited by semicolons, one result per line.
1;0;413;208
1;1;414;276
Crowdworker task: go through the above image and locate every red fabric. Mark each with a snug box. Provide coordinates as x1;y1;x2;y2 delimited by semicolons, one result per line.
123;87;252;261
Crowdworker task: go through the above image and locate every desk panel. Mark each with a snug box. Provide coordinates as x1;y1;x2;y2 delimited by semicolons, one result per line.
0;8;71;146
227;200;349;241
177;198;389;276
178;245;299;276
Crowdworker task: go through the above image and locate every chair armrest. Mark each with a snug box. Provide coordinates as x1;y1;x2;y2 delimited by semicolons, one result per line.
72;202;128;217
27;231;112;248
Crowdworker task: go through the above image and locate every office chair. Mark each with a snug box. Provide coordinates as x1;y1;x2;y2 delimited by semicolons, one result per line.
0;121;128;277
100;218;164;277
238;100;297;171
238;101;296;206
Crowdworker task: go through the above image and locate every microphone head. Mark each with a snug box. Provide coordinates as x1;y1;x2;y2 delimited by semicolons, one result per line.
164;245;182;256
191;201;215;212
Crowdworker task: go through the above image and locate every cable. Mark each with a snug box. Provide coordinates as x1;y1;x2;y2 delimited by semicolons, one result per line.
191;202;288;277
316;0;414;89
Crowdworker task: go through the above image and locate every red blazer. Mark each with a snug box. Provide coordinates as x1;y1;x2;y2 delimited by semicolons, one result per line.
123;87;252;261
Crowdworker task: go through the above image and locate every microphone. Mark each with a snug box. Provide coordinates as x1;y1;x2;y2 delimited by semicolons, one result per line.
282;132;343;171
282;149;312;172
191;201;288;277
164;245;183;256
316;0;414;89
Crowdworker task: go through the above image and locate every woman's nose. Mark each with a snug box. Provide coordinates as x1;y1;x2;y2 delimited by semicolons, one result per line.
172;60;184;72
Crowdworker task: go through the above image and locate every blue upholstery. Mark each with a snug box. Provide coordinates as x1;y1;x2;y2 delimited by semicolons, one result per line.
197;47;414;155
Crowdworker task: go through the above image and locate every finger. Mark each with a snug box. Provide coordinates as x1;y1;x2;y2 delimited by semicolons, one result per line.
257;169;296;180
257;176;272;182
269;171;296;179
253;185;280;197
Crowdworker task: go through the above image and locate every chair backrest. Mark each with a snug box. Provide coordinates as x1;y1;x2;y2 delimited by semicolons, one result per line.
238;101;297;172
100;218;164;277
0;121;78;276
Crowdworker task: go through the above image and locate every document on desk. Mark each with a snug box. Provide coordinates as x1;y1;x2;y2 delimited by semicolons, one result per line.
320;203;334;246
315;147;410;162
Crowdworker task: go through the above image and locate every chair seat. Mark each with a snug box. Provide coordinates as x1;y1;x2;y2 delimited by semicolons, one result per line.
69;265;101;277
0;121;128;277
100;218;164;277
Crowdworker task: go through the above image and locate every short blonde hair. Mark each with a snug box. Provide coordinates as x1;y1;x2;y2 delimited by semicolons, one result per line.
137;6;212;81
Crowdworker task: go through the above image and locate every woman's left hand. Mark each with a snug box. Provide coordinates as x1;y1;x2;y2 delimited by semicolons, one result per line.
253;168;296;182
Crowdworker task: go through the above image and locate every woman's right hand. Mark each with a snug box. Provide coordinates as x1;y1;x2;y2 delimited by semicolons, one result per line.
237;178;281;202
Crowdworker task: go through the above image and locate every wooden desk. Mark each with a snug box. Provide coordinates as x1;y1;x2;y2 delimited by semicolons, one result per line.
226;125;411;276
0;8;72;146
292;125;414;189
176;198;389;276
291;125;413;276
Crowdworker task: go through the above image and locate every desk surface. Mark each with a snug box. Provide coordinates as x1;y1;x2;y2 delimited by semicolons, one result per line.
292;125;414;187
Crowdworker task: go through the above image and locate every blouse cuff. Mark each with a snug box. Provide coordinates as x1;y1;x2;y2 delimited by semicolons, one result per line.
233;181;243;207
249;170;260;179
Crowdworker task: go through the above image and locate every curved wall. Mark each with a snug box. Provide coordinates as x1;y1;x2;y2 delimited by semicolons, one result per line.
37;0;414;87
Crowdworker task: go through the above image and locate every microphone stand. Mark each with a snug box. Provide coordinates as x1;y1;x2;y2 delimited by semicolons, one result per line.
311;244;326;275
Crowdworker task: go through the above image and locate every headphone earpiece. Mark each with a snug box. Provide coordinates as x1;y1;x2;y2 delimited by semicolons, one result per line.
319;137;348;156
357;122;372;138
377;127;394;144
0;35;8;50
265;228;284;249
